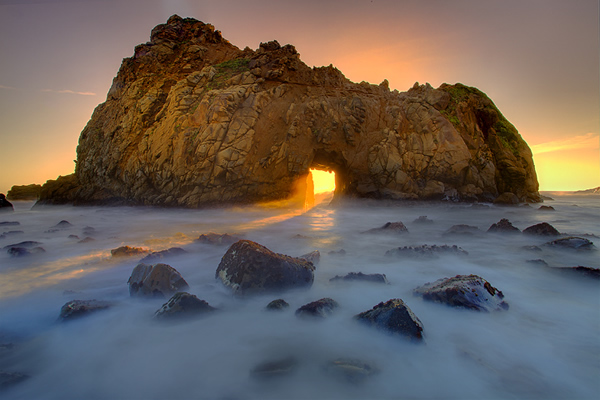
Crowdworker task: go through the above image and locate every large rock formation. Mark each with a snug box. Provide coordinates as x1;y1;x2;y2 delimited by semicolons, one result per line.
37;15;540;207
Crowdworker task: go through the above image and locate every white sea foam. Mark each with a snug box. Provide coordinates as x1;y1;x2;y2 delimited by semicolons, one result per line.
0;194;598;399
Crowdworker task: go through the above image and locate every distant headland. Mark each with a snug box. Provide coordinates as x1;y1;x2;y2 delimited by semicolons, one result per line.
34;15;541;207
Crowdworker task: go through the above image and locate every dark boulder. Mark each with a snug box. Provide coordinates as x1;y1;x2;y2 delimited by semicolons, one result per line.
443;224;482;236
487;218;521;233
295;298;339;318
414;274;508;312
355;299;424;341
544;236;595;250
363;221;408;234
538;205;555;211
265;299;290;311
215;240;315;295
7;246;45;257
523;222;560;236
154;292;216;319
329;272;389;284
196;232;240;245
386;244;468;258
0;194;13;212
128;263;189;298
59;299;112;321
139;247;187;263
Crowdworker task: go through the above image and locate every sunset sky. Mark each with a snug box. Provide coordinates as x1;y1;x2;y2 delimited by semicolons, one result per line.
0;0;598;194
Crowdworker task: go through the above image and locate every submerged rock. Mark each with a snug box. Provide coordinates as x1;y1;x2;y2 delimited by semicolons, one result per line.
443;224;482;236
154;292;216;319
3;241;43;250
196;233;240;245
544;236;595;250
324;358;380;383
250;356;298;379
363;222;409;234
355;299;424;341
296;298;339;318
216;240;315;295
128;263;189;298
265;299;290;311
140;247;187;263
523;222;560;236
538;205;555;211
111;245;149;257
385;244;468;258
413;216;434;224
52;220;73;229
59;299;112;321
328;249;346;256
414;274;509;312
0;371;28;389
0;221;19;226
558;266;600;279
329;272;389;284
7;246;45;257
487;218;521;233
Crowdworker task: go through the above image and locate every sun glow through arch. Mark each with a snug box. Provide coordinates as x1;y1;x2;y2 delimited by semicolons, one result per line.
310;168;336;194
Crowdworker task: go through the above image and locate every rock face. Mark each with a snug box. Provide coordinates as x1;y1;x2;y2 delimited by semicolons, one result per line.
216;240;315;295
6;184;42;201
37;15;540;207
127;263;189;298
414;274;508;312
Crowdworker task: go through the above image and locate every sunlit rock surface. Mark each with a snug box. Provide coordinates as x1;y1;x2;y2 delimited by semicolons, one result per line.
37;15;540;207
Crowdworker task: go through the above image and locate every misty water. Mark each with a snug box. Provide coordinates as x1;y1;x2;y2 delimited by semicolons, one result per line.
0;193;598;399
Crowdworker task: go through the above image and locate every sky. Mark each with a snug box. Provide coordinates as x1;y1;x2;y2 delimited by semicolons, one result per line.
0;0;598;194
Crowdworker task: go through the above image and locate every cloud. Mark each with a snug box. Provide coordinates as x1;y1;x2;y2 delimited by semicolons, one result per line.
42;89;96;96
0;84;17;90
531;133;599;155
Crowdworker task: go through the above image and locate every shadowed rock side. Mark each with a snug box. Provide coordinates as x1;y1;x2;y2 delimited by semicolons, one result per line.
37;15;540;207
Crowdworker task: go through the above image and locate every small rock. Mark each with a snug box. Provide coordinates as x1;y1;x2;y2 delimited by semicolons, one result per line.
414;274;508;312
0;371;28;389
324;358;379;383
363;221;408;234
487;218;521;233
299;250;320;265
413;216;434;224
78;237;95;243
522;245;542;252
523;222;560;236
544;236;595;250
128;263;189;298
538;205;555;211
250;356;298;379
52;220;73;229
154;292;216;319
329;272;389;284
385;244;468;258
355;299;424;341
111;245;149;257
196;232;240;245
295;298;339;318
59;299;112;321
526;259;549;266
0;221;19;226
68;234;80;239
328;249;346;256
140;247;187;263
443;224;482;236
3;241;43;250
265;299;290;311
7;246;45;257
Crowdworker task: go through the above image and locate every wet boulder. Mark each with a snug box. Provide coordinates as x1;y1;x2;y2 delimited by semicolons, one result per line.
487;218;521;233
386;244;468;258
296;298;339;318
265;299;290;311
523;222;560;236
329;272;389;284
128;263;189;298
363;221;408;234
154;292;216;319
443;224;482;236
355;299;424;341
216;240;315;295
196;232;240;245
59;299;112;321
414;274;509;312
544;236;595;250
139;247;187;263
111;245;149;257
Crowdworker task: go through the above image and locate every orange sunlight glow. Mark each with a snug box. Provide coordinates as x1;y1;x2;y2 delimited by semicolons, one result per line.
311;169;336;194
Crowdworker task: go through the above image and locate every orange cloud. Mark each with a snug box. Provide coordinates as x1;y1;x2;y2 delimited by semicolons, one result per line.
530;133;599;155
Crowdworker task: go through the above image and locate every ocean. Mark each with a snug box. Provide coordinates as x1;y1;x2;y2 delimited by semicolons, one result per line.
0;193;598;399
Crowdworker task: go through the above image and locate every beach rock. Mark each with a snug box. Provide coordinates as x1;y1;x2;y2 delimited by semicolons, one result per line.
0;194;13;212
111;245;149;257
59;299;112;321
154;292;216;319
265;299;290;311
414;274;509;312
487;218;521;233
443;224;482;236
216;240;315;295
296;298;339;318
544;236;595;250
523;222;560;236
299;250;320;265
355;299;424;341
251;356;298;379
36;16;541;208
324;358;380;383
413;216;434;224
128;263;189;298
139;247;187;263
363;222;408;234
329;272;389;284
538;205;555;211
386;244;468;258
196;233;240;245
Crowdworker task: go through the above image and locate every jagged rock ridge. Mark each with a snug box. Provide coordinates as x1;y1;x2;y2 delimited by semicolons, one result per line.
38;15;540;207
